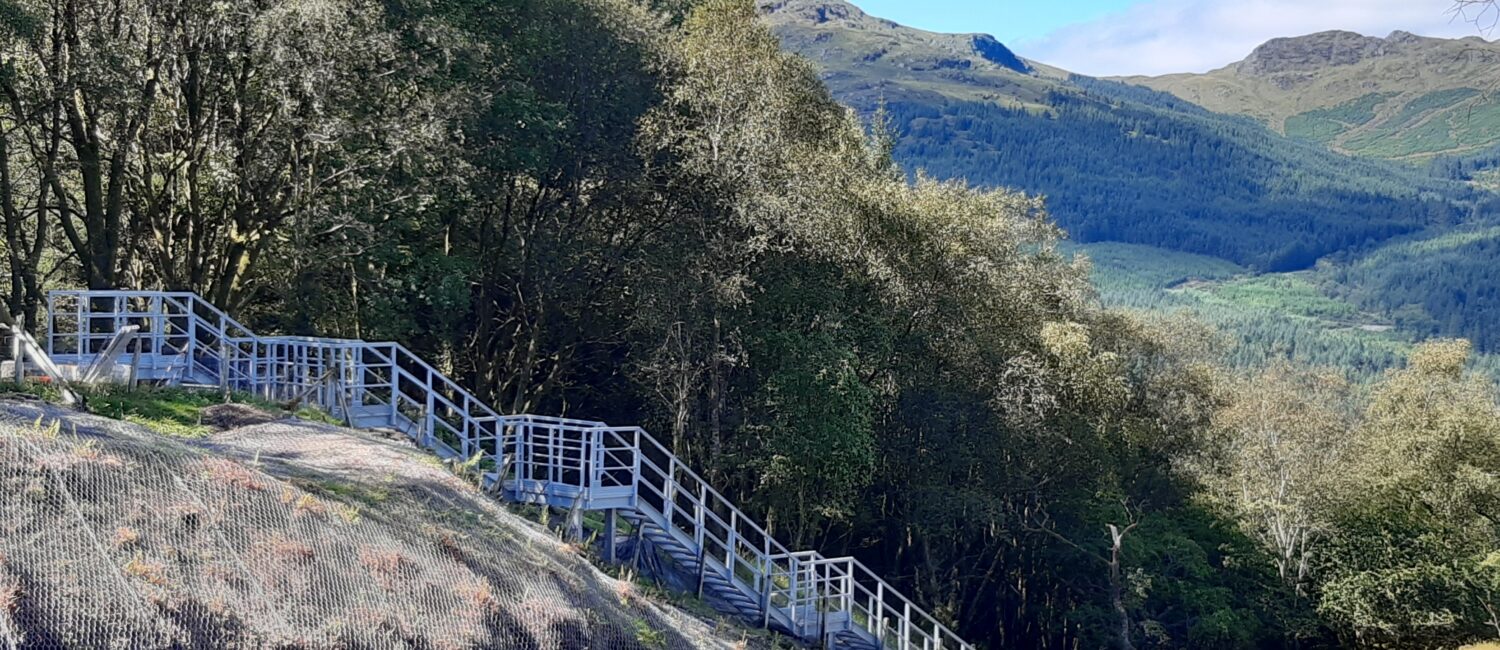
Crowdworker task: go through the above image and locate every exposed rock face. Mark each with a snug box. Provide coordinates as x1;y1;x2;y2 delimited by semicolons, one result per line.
758;0;897;29
759;0;1032;77
971;34;1030;74
1235;30;1393;76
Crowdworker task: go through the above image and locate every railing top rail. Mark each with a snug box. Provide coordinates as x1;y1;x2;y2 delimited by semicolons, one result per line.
49;290;198;298
776;550;823;559
792;554;854;565
502;413;612;427
258;335;370;345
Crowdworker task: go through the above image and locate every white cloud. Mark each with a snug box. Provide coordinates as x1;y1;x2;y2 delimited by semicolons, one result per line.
1016;0;1493;77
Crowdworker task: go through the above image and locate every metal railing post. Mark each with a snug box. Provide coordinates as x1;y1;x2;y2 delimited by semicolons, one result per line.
424;368;435;447
547;423;557;485
790;556;801;627
389;345;400;427
902;602;912;650
216;313;230;391
186;310;198;379
11;331;23;382
631;429;641;507
818;560;827;643
695;484;707;598
44;293;53;355
726;510;738;577
761;536;773;628
843;563;853;618
594;428;605;489
516;423;529;489
663;461;676;529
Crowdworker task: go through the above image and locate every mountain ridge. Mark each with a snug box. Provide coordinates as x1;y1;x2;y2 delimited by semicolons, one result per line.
1118;29;1500;160
758;0;1045;107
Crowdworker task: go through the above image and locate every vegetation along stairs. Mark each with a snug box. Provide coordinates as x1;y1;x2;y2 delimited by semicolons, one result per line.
39;290;973;650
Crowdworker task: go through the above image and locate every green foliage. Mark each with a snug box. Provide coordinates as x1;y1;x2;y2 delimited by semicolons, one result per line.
633;619;667;648
1316;503;1486;647
1125;507;1305;649
743;265;878;527
82;386;225;437
0;0;37;39
1292;341;1500;648
1284;92;1394;144
1072;242;1428;379
0;383;331;436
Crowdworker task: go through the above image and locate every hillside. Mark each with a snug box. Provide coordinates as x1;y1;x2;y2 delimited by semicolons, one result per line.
759;0;1480;271
756;0;1052;108
1119;30;1500;161
0;396;756;649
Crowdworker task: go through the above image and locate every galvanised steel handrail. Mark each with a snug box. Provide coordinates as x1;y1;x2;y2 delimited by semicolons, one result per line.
42;289;973;650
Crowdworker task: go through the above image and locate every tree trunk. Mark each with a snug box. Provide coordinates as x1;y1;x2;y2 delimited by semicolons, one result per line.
1108;523;1137;650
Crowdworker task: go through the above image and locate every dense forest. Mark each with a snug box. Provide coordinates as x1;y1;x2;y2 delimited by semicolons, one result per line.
3;0;1500;648
886;78;1486;272
1317;226;1500;350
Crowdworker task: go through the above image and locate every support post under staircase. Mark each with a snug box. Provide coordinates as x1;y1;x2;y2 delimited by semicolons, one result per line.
604;509;618;564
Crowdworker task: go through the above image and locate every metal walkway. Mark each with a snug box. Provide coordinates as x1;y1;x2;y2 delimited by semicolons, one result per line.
42;290;972;650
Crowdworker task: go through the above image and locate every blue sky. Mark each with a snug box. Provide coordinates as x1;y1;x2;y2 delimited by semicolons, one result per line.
852;0;1140;43
849;0;1493;76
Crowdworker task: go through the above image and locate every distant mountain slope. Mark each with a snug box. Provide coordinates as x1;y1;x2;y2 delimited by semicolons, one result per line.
759;0;1479;271
1119;31;1500;161
757;0;1051;108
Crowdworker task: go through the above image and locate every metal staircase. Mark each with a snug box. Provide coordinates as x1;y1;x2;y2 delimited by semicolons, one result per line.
42;290;972;650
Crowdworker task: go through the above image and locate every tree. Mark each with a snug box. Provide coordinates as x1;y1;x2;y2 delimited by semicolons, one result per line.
1452;1;1500;33
1201;363;1354;593
0;0;413;306
1317;340;1500;647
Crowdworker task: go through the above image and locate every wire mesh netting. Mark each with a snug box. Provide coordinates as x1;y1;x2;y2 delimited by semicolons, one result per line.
0;399;759;650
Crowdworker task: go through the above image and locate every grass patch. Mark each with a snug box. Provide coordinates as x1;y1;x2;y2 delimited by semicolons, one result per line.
0;381;336;437
292;477;392;507
87;386;222;436
1195;274;1361;321
1066;241;1245;293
